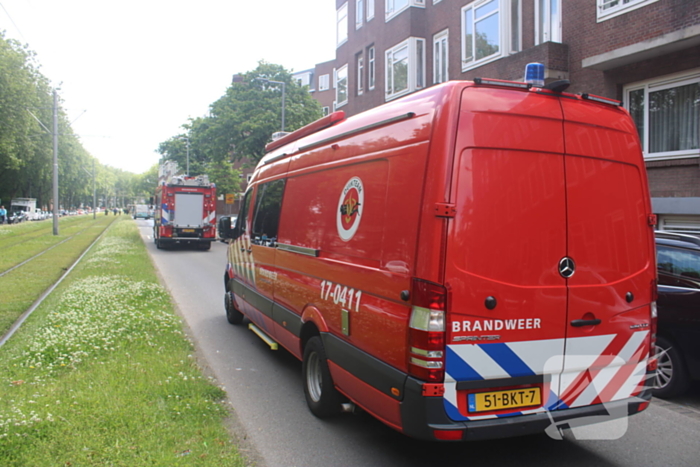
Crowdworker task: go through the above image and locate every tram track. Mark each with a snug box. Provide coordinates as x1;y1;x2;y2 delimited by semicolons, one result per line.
0;217;117;348
0;219;98;275
0;231;81;278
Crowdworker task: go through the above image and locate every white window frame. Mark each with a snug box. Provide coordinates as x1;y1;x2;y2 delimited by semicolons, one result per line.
357;55;364;95
356;0;364;29
367;0;375;20
623;69;700;161
461;0;519;72
385;37;426;102
336;64;349;108
318;74;330;91
596;0;659;22
385;0;425;22
535;0;561;45
337;2;348;47
433;29;449;85
509;0;521;54
322;106;330;116
368;47;376;90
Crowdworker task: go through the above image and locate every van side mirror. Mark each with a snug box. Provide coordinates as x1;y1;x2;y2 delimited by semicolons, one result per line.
218;216;239;242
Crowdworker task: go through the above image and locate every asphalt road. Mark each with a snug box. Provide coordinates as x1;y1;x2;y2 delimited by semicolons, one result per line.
136;220;700;467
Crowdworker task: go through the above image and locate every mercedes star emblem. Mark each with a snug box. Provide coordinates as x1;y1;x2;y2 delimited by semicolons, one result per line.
559;257;576;278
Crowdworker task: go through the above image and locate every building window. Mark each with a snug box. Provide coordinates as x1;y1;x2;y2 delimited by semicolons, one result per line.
433;30;448;84
322;106;330;116
367;0;375;20
597;0;659;22
536;0;561;44
337;2;348;47
357;55;364;95
356;0;364;29
368;46;376;90
510;0;521;53
336;64;349;108
461;0;519;72
624;71;700;161
385;0;425;22
319;74;330;91
385;37;425;101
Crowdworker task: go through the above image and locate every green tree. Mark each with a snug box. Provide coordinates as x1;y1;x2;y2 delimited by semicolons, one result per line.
0;32;119;211
206;160;241;196
158;61;323;177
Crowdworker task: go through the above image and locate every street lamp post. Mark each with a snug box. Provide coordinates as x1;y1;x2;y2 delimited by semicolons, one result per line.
255;78;286;132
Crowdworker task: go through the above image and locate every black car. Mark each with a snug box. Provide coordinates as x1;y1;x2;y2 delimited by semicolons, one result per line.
653;231;700;398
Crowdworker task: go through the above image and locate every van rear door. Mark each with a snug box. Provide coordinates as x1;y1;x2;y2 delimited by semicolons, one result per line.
557;98;653;410
443;86;568;421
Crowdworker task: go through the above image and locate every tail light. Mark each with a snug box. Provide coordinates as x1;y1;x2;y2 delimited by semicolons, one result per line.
647;298;658;376
649;301;658;357
408;279;446;382
647;278;658;372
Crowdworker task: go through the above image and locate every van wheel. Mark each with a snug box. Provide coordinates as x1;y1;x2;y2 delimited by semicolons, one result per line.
653;336;690;398
303;336;342;418
200;242;211;251
225;291;243;325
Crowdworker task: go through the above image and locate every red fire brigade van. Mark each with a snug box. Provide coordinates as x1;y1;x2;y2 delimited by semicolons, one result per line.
223;76;657;441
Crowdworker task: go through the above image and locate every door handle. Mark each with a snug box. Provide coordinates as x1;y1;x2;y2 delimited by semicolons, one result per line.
246;248;252;254
571;319;601;327
240;247;245;252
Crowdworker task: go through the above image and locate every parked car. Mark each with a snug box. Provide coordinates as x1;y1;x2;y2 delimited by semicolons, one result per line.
653;231;700;398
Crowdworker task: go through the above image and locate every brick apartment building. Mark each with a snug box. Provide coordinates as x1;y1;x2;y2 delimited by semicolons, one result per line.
299;0;700;233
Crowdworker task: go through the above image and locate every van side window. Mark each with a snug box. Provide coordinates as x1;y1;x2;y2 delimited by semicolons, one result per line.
252;179;286;246
238;189;253;236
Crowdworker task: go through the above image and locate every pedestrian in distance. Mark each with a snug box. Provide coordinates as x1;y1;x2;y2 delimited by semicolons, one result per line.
0;205;6;224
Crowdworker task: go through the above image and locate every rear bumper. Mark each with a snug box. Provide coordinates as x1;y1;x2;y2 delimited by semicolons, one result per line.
400;376;652;441
158;237;213;244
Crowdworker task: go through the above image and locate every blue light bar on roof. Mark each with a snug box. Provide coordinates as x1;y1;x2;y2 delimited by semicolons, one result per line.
524;63;545;87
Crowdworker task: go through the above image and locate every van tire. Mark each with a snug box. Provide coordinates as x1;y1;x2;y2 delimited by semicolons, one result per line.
225;291;244;325
303;336;342;418
652;336;690;398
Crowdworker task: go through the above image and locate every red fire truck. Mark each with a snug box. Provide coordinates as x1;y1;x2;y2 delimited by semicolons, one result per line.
153;164;216;250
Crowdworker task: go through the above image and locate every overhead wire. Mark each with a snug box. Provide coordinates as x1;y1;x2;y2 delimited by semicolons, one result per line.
0;2;27;42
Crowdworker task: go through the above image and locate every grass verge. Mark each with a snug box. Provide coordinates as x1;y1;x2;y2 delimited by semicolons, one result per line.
0;218;244;466
0;216;116;335
0;215;108;273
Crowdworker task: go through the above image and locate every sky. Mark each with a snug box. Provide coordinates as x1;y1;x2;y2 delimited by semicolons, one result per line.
0;0;337;174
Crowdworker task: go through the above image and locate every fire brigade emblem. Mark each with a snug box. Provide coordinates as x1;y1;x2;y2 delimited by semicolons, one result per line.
337;177;364;241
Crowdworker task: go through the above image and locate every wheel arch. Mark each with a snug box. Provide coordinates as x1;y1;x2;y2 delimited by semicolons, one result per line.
300;305;328;353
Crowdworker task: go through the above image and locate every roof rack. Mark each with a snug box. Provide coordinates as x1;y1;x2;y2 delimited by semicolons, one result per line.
473;77;531;90
655;230;700;247
581;93;621;107
264;111;345;153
